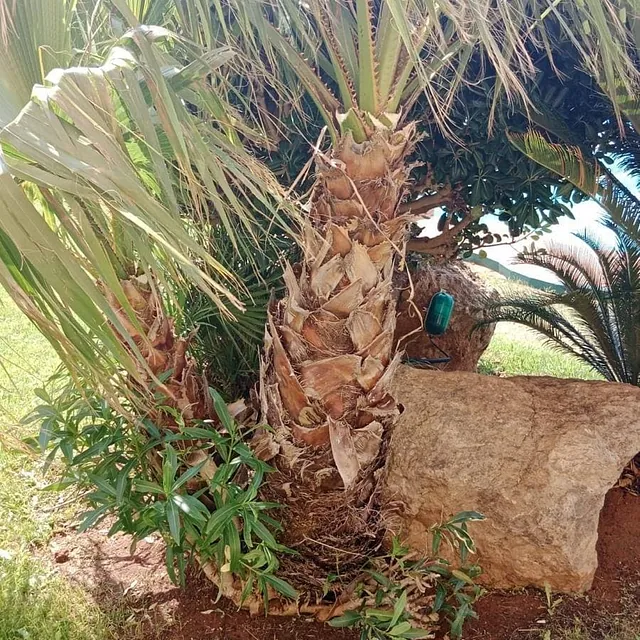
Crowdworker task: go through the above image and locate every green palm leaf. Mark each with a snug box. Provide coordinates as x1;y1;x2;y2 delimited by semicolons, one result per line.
146;0;638;140
0;28;295;401
508;131;604;196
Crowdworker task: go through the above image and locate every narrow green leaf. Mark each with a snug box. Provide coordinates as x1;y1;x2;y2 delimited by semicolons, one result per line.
328;610;361;628
447;511;485;524
390;621;412;636
173;461;205;492
166;498;181;543
355;0;378;114
376;0;408;105
433;583;446;612
262;574;299;601
400;628;432;639
451;569;474;585
163;444;178;495
390;590;407;627
132;479;164;494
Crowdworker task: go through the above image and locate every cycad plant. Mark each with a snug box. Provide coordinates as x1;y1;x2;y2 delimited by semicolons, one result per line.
483;218;640;384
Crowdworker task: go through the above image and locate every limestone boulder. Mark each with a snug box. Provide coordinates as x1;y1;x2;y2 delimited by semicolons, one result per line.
384;366;640;592
394;261;496;371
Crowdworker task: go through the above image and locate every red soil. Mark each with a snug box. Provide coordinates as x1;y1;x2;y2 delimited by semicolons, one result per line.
466;488;640;639
48;523;356;640
46;488;640;640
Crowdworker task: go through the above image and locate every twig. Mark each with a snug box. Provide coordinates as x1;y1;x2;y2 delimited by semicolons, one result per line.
408;213;478;255
398;187;453;215
286;126;327;198
300;537;368;557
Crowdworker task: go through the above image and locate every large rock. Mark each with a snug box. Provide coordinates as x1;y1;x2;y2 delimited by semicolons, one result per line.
394;261;496;371
384;367;640;592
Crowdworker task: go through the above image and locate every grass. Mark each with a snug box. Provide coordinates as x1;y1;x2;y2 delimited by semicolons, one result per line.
0;289;125;640
0;555;117;640
479;323;603;381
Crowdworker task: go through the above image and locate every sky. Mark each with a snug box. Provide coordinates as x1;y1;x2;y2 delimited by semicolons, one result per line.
417;189;626;285
477;200;609;283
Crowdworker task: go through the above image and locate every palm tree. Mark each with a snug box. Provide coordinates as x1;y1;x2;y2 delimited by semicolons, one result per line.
1;0;639;614
0;6;296;415
170;0;638;589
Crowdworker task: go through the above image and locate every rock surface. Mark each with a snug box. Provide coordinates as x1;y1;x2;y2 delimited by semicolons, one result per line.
394;261;496;371
384;367;640;592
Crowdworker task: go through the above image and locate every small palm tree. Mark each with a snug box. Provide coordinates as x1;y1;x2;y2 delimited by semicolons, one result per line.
210;0;640;496
1;0;640;614
0;8;296;414
484;196;640;384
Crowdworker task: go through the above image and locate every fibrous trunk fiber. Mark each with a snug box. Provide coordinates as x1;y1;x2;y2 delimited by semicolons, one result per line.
257;124;417;587
104;277;212;424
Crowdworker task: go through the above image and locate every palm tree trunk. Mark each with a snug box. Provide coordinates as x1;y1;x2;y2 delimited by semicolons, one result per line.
103;277;212;424
258;124;416;582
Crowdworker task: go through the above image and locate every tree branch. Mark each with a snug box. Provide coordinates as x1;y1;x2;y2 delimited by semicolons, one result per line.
399;186;453;215
407;212;477;258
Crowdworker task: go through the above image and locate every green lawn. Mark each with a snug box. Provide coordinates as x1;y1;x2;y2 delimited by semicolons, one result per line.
479;322;603;381
0;289;121;640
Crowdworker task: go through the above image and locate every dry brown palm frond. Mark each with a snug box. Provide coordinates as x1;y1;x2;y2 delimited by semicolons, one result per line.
0;0;15;47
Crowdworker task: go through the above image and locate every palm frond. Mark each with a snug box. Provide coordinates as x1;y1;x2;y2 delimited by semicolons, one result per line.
508;130;604;195
484;221;640;384
170;0;640;138
0;0;76;127
0;29;296;401
601;181;640;247
485;293;619;380
522;236;634;378
509;127;640;233
180;226;295;400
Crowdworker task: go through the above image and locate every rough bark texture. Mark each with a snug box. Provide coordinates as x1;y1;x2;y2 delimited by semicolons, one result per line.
256;126;416;585
104;277;212;423
394;261;497;371
260;126;416;490
384;367;640;592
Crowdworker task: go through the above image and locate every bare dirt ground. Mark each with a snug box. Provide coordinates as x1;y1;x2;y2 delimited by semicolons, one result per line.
45;488;640;640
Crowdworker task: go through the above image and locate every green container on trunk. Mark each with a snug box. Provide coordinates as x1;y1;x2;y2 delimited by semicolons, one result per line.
424;290;454;336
